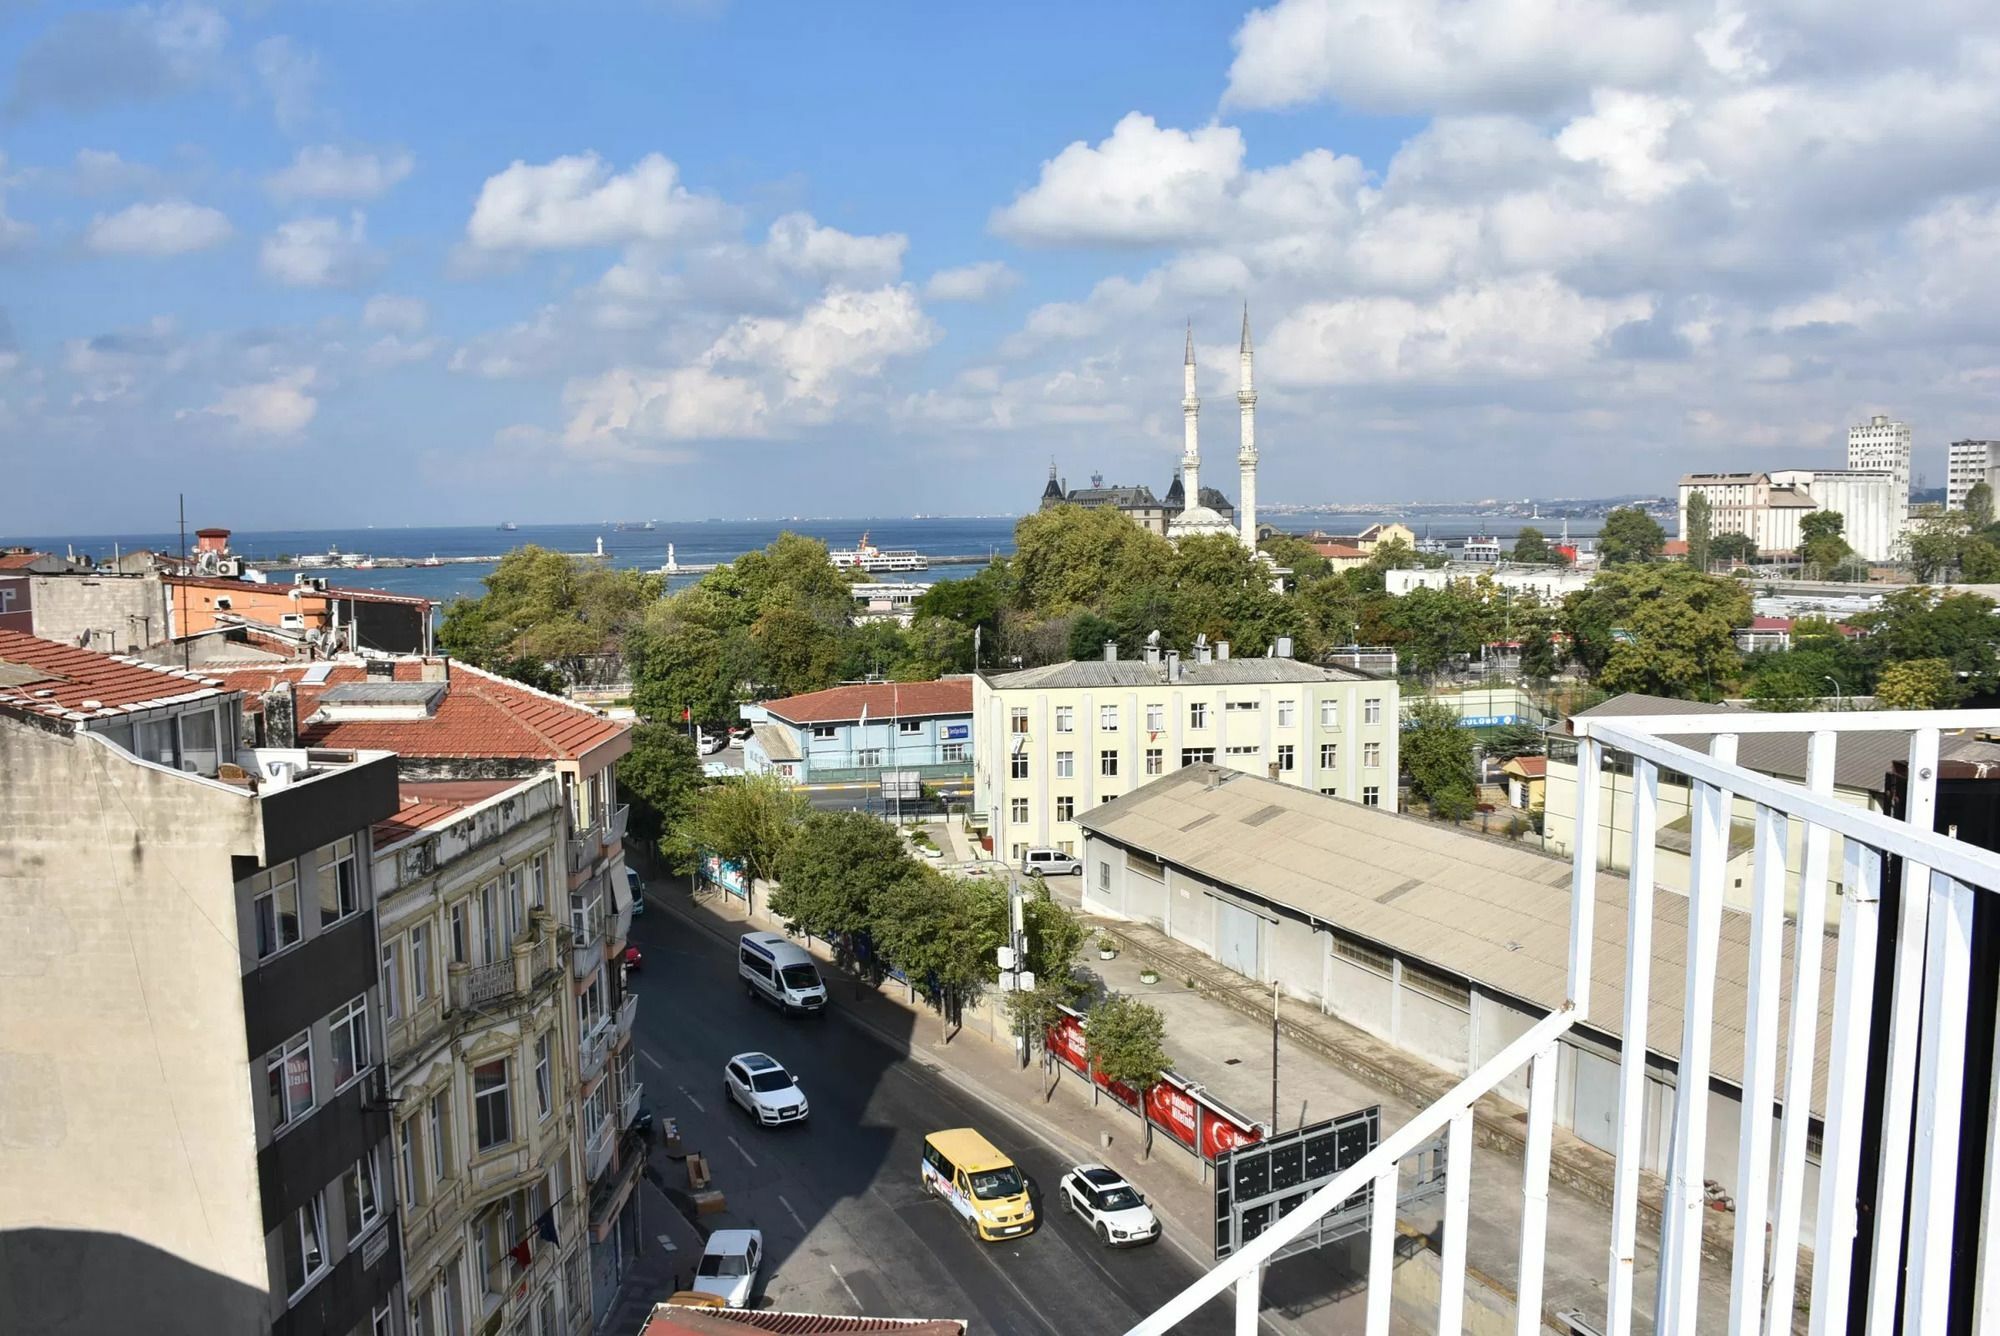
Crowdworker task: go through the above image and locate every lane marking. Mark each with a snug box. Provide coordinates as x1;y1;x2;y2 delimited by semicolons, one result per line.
679;1086;706;1113
727;1134;759;1168
639;1050;664;1072
655;1233;676;1254
828;1263;862;1310
778;1194;807;1231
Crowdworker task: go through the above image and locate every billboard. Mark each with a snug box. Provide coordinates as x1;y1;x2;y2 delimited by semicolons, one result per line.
1213;1107;1447;1263
1046;1007;1263;1163
701;854;749;901
943;723;970;740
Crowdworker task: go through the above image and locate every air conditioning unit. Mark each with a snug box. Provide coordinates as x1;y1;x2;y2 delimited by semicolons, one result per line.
279;613;305;631
215;558;241;577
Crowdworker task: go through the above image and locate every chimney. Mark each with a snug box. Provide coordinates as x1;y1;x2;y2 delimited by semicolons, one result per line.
1216;640;1230;661
1197;644;1212;665
420;657;450;682
1145;643;1161;669
1276;635;1294;659
264;683;298;749
1103;641;1118;663
1166;650;1182;684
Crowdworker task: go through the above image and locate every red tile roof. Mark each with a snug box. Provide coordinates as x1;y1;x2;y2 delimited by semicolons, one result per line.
757;678;972;725
0;630;229;724
1506;755;1548;778
1311;542;1368;560
213;658;629;762
164;572;432;607
374;779;527;847
0;551;51;570
1662;539;1690;557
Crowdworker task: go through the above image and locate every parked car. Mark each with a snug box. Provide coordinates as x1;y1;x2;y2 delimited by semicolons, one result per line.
728;724;752;741
724;1051;810;1126
698;730;728;756
688;1229;762;1308
1060;1164;1160;1247
1021;847;1083;877
625;865;646;916
622;944;643;971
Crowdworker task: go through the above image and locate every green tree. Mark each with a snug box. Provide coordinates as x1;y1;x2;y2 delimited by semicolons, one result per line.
748;604;843;698
1366;535;1437;573
1799;510;1853;576
618;723;705;869
1511;526;1554;565
1385;584;1482;677
912;562;1012;652
1712;532;1758;568
1968;481;1996;529
1903;514;1968;583
1961;536;2000;583
1597;507;1667;565
667;772;810;905
1519;620;1560;684
1402;696;1478;820
1259;533;1330;581
1483;721;1547;761
1857;589;2000;694
1743;660;1826;711
1003;882;1090;1060
872;869;1007;1039
1084;995;1172;1153
1012;505;1177;616
1563;565;1749;699
1683;495;1713;573
1875;658;1960;709
1067;612;1120;662
439;545;662;685
771;810;916;947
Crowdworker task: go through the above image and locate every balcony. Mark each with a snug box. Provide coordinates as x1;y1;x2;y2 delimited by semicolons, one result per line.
603;803;629;849
615;992;637;1044
620;1080;644;1132
566;833;595;876
450;923;561;1013
1127;708;2000;1336
570;917;602;979
583;1116;614;1182
579;1017;614;1085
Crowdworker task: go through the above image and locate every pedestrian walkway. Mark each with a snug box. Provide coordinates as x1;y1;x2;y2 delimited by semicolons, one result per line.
596;1167;708;1336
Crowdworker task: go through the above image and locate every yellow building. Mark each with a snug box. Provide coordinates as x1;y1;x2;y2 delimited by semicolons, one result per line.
974;641;1400;862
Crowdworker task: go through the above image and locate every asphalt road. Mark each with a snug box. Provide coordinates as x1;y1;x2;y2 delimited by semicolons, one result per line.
624;901;1235;1335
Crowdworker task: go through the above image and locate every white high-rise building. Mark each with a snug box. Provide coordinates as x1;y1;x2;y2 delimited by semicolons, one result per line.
1948;439;2000;511
1847;414;1911;520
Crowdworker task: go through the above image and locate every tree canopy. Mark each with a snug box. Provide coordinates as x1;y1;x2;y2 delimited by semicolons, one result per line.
440;545;661;687
666;771;809;892
1683;496;1712;572
1563;565;1749;699
1596;507;1667;566
1403;696;1477;820
618;723;705;868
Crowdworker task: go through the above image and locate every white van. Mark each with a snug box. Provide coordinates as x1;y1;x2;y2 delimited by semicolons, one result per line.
1022;847;1083;877
738;932;829;1016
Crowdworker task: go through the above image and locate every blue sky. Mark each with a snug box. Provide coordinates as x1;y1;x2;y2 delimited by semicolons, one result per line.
4;1;1999;531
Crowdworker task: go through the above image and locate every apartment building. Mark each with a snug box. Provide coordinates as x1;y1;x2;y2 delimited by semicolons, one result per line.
371;777;589;1336
974;640;1399;862
740;677;973;783
1846;412;1912;511
215;657;639;1333
0;631;406;1336
1676;471;1818;554
1949;438;2000;511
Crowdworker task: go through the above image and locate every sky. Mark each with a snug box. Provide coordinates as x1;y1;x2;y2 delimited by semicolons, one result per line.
2;0;1999;532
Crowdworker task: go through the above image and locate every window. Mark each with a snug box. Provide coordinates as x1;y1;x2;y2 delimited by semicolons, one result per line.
537;1291;557;1336
1099;705;1118;731
1363;785;1381;807
855;748;883;767
399;1117;423;1208
480;881;501;964
1320;699;1340;728
330;995;369;1088
1054;706;1074;733
1100;750;1119;777
899;719;922;736
1182;747;1215;765
373;1302;394;1336
1145;704;1163;732
1010;798;1029;823
1189;702;1207;728
1010;752;1029;779
1146;748;1164;775
507;868;524;939
267;1031;314;1132
282;1196;329;1298
382;944;401;1022
1320;786;1339;798
1055;750;1074;778
1364;742;1381;767
410;925;432;1001
811;724;837;740
1009;707;1030;735
536;1033;554;1121
1364;697;1382;724
438;1259;463;1336
429;1091;451;1184
1099;861;1111;890
1320;743;1338;768
1277;700;1295;727
1225;699;1260;712
1055;796;1075;821
343;1150;383;1242
318;837;360;928
1226;744;1260;757
449;903;468;965
1277;745;1295;772
253;866;301;959
941;742;967;762
530;855;547;909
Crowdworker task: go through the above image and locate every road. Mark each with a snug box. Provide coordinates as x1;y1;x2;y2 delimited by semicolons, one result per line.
624;897;1234;1335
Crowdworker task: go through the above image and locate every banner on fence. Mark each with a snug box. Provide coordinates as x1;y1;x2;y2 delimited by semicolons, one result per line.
1045;1006;1263;1162
702;854;749;900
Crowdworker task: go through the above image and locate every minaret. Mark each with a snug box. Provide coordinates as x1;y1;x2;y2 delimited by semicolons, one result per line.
1237;306;1258;550
1182;322;1202;508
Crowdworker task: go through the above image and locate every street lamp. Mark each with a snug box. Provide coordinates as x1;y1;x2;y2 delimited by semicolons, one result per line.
1825;675;1843;710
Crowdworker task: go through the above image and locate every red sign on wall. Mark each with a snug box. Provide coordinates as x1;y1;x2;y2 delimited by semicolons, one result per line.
1048;1006;1263;1162
1145;1079;1200;1154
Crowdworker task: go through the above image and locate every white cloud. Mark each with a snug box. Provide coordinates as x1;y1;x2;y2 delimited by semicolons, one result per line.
266;145;415;201
991;113;1246;247
764;212;906;284
363;335;442;368
362;294;428;335
191;367;318;437
466;152;735;251
0;153;31;252
8;3;228;116
86;199;231;255
253;36;320;133
561;365;770;449
709;284;938;403
259;213;372;287
924;260;1019;302
71;148;166;196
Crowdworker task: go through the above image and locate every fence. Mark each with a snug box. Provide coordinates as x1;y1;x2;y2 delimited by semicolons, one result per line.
1045;1006;1266;1169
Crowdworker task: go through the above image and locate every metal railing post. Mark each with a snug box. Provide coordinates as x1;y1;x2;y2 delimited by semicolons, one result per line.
1607;756;1659;1336
1728;802;1790;1335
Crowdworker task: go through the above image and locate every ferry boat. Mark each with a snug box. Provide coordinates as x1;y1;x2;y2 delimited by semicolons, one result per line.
613;520;657;532
498;521;518;532
829;532;928;572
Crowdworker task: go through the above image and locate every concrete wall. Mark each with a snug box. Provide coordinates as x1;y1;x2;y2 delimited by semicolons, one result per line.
29;570;170;652
0;721;272;1335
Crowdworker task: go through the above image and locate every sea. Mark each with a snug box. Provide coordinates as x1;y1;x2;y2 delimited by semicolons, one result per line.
13;512;1604;608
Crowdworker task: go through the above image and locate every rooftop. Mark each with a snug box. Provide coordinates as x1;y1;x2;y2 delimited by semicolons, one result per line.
373;778;526;847
757;678;972;725
1079;763;1835;1115
0;630;230;724
163;572;433;607
986;656;1369;690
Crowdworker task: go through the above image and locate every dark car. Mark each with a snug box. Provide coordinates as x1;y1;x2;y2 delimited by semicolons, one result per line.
623;944;643;971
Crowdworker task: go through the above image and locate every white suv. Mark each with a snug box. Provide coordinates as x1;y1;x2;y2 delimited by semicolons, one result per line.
724;1052;809;1126
1060;1164;1161;1246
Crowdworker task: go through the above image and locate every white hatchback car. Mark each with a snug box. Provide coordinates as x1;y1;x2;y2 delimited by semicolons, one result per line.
688;1228;762;1308
1060;1164;1161;1247
724;1052;810;1126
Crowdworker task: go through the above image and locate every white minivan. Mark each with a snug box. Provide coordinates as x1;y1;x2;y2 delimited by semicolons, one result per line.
1022;847;1083;877
738;932;829;1015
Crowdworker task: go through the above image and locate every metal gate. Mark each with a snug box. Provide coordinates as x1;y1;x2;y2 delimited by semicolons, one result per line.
1214;897;1260;980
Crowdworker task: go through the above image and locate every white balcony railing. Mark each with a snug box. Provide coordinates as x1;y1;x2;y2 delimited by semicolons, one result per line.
620;1080;644;1133
579;1017;614;1085
604;803;630;848
1127;708;2000;1336
584;1117;614;1182
567;834;594;876
615;992;637;1042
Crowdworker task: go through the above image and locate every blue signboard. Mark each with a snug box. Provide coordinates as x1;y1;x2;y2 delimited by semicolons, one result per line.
702;854;749;901
1461;714;1521;728
943;723;969;740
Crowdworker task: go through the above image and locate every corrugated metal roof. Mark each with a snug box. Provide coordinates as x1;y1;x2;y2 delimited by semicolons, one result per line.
987;657;1369;690
1081;764;1837;1116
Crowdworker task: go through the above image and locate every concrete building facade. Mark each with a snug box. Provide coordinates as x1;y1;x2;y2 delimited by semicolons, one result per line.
974;644;1398;862
739;678;973;783
1384;564;1593;603
1949;438;2000;512
1676;472;1818;555
1767;468;1903;563
1846;413;1912;514
0;632;406;1336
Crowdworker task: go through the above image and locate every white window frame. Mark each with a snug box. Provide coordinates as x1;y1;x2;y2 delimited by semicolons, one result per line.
1320;743;1338;768
1010;797;1029;823
285;1194;331;1301
1099;705;1117;731
344;1148;384;1243
811;723;837;740
1363;785;1381;807
536;1032;554;1121
480;880;501;964
330;994;370;1090
429;1091;450;1185
941;742;967;762
1364;697;1382;725
1277;744;1295;771
1145;704;1164;732
1189;702;1207;728
267;1030;315;1132
1277;700;1295;727
1099;749;1119;777
1009;707;1029;735
1055;750;1074;778
1010;753;1029;779
1320;699;1340;728
474;1058;513;1153
399;1117;422;1208
381;943;401;1022
410;925;432;1002
1055;796;1075;822
449;902;468;965
1226;744;1260;757
1364;742;1381;768
252;866;303;961
1054;706;1074;734
898;718;922;736
530;855;547;909
855;747;883;767
318;836;360;929
1145;748;1164;776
